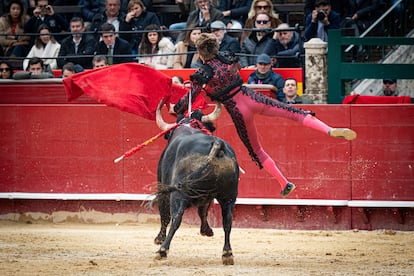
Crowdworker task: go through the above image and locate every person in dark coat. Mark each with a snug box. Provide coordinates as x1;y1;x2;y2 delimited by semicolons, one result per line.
24;0;69;45
219;0;253;27
90;0;126;40
304;0;341;42
95;22;133;64
119;0;160;54
210;21;241;55
57;17;97;69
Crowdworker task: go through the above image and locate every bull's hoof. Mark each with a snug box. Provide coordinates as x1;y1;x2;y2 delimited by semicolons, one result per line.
154;234;165;245
200;226;214;237
222;250;234;265
155;248;168;260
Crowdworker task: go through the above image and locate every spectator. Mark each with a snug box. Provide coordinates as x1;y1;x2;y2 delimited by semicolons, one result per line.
139;24;175;69
57;17;97;69
382;79;398;96
169;0;224;42
305;0;346;18
24;0;69;44
210;20;241;55
239;13;273;68
240;0;282;45
13;56;54;79
341;0;382;37
0;0;30;57
119;0;160;55
247;53;285;101
282;78;314;104
79;0;106;23
23;24;61;70
0;60;14;79
90;0;126;40
61;61;76;78
95;22;133;65
219;0;253;28
263;23;302;68
304;0;341;42
92;54;108;68
173;24;201;69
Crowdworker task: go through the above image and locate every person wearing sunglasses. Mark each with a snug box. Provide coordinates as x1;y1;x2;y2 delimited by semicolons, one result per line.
174;33;357;198
382;79;398;96
0;61;14;79
239;13;273;68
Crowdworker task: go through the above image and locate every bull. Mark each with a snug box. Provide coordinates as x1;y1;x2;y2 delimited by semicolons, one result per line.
153;101;239;265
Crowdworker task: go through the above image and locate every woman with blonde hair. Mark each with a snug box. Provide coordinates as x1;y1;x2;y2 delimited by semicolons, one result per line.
240;0;282;44
173;24;202;69
138;24;175;69
174;33;357;198
23;24;61;70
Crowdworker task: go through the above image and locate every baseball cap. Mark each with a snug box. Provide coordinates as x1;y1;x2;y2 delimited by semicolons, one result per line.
383;79;396;84
256;53;271;64
210;21;226;30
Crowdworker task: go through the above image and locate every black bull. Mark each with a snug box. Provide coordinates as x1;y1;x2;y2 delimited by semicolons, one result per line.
153;103;239;265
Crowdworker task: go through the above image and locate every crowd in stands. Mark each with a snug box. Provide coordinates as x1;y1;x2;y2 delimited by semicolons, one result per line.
0;0;399;92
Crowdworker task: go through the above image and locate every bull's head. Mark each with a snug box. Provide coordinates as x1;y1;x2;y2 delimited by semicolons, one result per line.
156;100;222;131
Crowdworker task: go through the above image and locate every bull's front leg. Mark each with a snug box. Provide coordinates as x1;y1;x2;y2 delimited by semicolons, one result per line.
155;194;186;260
219;200;235;265
154;192;170;245
198;201;214;237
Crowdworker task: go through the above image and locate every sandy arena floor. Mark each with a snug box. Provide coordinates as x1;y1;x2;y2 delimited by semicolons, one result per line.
0;221;413;276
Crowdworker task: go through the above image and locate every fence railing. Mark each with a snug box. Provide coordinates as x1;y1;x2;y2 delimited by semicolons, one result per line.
327;29;414;104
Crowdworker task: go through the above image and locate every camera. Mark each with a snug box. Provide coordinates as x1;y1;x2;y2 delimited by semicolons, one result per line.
317;9;326;21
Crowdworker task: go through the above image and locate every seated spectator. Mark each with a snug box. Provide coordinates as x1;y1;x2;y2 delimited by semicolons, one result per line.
240;0;282;45
219;0;253;28
239;13;274;68
304;0;341;42
210;20;241;55
79;0;106;23
247;53;285;101
119;0;160;55
138;24;175;69
0;60;14;79
90;0;126;40
173;24;201;69
92;54;108;68
13;56;54;79
0;0;30;57
382;79;398;96
57;17;97;69
24;0;69;44
23;24;60;70
263;23;302;68
169;0;224;42
61;62;76;78
95;22;133;65
341;0;382;37
282;78;314;104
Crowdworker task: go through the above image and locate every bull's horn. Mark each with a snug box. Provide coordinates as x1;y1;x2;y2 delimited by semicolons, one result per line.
201;102;222;123
156;99;176;131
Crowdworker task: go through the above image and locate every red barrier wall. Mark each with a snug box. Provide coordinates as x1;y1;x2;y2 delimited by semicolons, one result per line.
0;80;413;230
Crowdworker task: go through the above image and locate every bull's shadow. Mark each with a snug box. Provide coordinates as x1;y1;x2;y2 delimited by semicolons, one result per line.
153;102;239;265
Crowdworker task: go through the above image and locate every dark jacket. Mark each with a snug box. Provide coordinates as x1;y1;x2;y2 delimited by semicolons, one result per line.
342;0;382;33
219;34;241;54
90;11;126;39
263;32;302;68
95;37;133;64
185;6;224;27
239;32;273;68
24;13;69;45
57;33;97;69
304;10;341;41
247;70;285;101
219;0;253;26
119;11;160;51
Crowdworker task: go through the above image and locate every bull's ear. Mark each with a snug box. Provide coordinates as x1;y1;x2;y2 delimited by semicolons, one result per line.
201;102;222;123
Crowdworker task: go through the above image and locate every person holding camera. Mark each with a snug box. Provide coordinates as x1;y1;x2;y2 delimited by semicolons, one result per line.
304;0;340;42
24;0;69;46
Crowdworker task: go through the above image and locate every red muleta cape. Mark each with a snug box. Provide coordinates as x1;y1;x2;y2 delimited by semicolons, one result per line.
63;63;207;120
